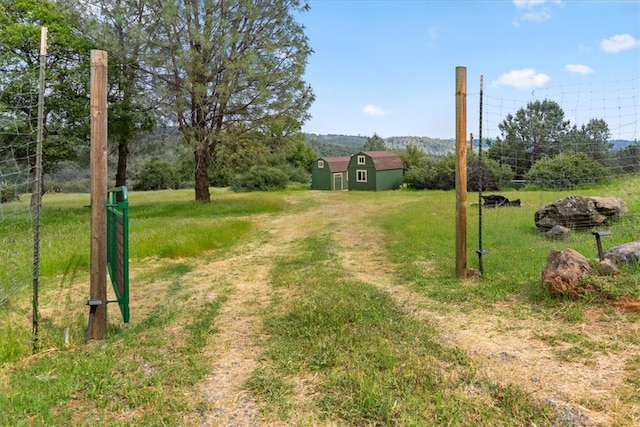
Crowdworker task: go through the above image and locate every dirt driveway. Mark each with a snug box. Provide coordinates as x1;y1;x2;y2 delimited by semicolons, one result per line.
180;191;639;426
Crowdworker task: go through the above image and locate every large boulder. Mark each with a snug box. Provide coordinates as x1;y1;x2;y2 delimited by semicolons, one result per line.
603;241;640;266
534;196;627;231
541;248;596;297
589;197;628;220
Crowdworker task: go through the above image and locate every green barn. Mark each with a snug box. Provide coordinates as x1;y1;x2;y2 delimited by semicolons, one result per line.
348;151;403;191
311;156;350;190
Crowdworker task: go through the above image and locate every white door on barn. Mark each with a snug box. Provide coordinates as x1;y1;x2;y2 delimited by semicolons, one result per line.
333;173;344;190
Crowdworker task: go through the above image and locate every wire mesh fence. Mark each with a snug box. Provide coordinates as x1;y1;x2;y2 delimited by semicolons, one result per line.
470;75;640;269
0;63;41;305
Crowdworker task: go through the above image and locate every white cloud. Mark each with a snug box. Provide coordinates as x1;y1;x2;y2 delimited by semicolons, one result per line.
565;64;594;75
518;9;551;23
600;34;640;53
362;104;389;117
513;0;547;8
492;69;550;89
513;0;562;8
512;0;562;26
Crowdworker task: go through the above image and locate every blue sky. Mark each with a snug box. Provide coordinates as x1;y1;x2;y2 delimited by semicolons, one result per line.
297;0;640;140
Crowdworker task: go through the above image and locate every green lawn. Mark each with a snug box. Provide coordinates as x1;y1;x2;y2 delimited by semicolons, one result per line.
1;181;639;426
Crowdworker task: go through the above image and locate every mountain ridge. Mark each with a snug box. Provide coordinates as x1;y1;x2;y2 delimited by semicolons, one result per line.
305;133;638;158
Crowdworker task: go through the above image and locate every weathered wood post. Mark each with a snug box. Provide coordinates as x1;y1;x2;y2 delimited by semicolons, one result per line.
89;50;108;340
455;66;467;278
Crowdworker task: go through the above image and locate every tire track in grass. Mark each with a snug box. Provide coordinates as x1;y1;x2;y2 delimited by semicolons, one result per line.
187;196;333;426
330;198;640;427
186;191;639;426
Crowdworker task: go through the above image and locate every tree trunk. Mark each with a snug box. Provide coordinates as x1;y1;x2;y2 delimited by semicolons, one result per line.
194;143;210;201
115;140;129;189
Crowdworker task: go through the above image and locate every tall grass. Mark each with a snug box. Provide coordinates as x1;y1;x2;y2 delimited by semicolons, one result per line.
382;185;640;304
2;182;639;425
0;188;282;364
0;189;283;282
0;286;229;426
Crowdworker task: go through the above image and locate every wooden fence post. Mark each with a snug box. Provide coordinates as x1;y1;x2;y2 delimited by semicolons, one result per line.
455;66;468;278
89;50;108;340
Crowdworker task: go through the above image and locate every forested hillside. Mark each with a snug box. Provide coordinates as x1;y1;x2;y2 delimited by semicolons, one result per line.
304;133;456;157
385;136;455;157
305;134;367;147
306;140;361;157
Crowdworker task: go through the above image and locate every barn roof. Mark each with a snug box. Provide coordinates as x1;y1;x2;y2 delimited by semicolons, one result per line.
361;151;403;171
320;156;350;172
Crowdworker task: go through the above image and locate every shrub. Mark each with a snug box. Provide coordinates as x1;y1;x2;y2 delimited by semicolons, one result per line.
284;165;311;184
133;159;180;191
404;156;454;190
524;152;607;189
467;155;514;192
403;166;430;190
231;166;289;192
0;183;20;203
405;153;514;191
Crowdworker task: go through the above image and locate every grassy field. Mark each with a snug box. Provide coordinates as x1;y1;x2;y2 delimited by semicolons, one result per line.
1;181;639;426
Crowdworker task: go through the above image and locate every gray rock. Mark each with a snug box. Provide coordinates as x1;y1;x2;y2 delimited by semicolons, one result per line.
590;196;628;220
603;241;640;266
545;224;570;240
598;258;618;275
534;196;626;231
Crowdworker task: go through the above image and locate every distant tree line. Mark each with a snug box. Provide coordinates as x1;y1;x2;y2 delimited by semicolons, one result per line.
403;99;639;191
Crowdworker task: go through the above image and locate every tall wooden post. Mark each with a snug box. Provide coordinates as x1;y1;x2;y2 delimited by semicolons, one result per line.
455;67;467;278
89;50;108;340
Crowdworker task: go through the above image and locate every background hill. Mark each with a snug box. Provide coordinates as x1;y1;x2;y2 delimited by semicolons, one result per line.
304;133;456;158
304;133;638;158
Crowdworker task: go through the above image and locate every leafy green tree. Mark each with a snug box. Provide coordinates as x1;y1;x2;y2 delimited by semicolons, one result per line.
286;140;317;172
208;117;309;187
397;143;427;171
467;152;513;192
144;0;314;201
78;0;156;188
563;118;612;166
524;152;607;189
404;151;512;191
363;133;386;151
488;99;570;179
0;0;94;185
133;158;179;191
209;126;269;187
610;142;640;175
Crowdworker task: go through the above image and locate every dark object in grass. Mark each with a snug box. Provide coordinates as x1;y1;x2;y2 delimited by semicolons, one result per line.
481;194;521;208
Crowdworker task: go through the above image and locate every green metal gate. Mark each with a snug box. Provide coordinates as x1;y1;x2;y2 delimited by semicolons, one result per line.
106;186;129;323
